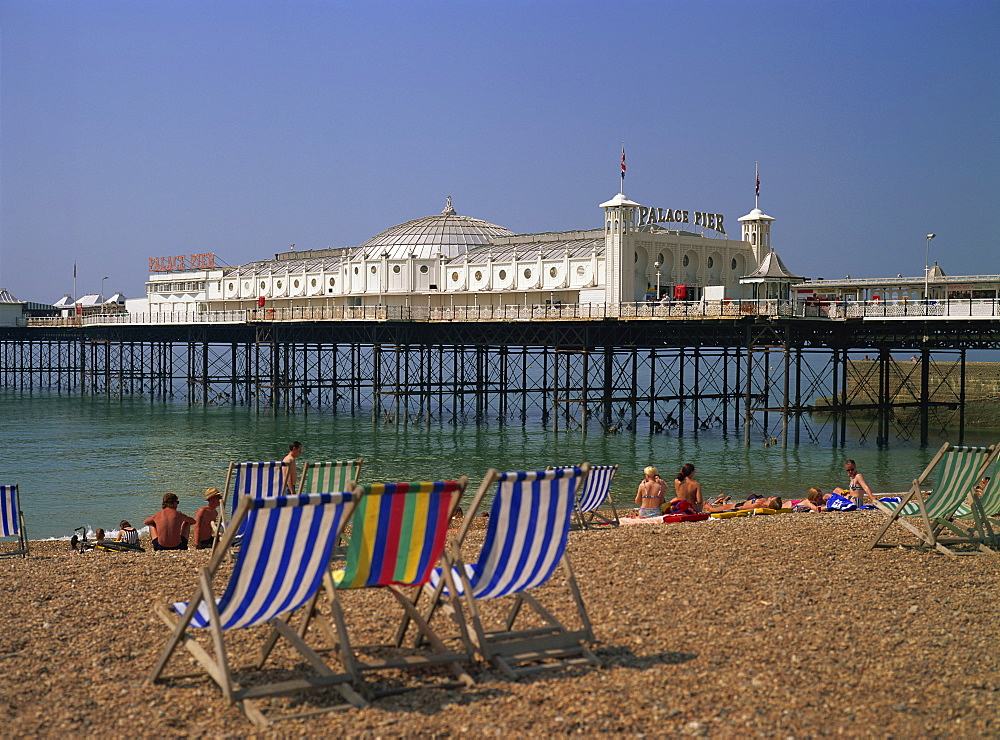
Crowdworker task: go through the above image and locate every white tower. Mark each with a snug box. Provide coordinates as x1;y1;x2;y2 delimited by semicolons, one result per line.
600;192;640;305
738;207;775;267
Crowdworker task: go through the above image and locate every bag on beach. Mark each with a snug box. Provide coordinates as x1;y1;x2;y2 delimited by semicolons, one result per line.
825;492;857;512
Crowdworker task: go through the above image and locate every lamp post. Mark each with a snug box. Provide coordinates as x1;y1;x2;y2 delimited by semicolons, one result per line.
924;234;935;302
654;260;662;301
101;276;108;301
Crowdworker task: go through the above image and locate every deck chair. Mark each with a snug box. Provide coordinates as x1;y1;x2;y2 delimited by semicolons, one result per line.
212;461;286;551
557;464;619;528
298;458;364;495
148;491;367;727
322;479;474;696
934;448;1000;553
425;465;599;679
0;484;28;558
867;443;996;555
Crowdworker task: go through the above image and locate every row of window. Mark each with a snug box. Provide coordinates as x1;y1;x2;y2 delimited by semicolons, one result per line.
147;281;207;293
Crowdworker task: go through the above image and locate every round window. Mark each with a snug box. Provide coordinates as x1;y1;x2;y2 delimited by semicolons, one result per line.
498;269;507;280
683;255;690;267
370;266;377;274
474;270;483;281
577;265;585;276
451;272;459;282
228;282;234;291
523;268;532;279
311;278;317;287
260;281;266;290
276;280;283;289
243;281;250;291
353;267;359;275
549;267;557;278
293;279;300;288
707;257;714;269
329;277;335;286
392;265;401;274
419;265;429;274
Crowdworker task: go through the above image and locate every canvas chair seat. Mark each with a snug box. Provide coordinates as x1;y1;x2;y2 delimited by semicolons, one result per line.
149;491;367;727
212;461;286;551
555;464;620;528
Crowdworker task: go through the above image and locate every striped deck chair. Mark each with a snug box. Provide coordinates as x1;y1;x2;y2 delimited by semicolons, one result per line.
148;491;367;727
425;465;599;679
556;464;619;528
934;447;1000;553
0;484;28;558
298;458;364;495
212;461;286;551
323;479;474;696
867;443;996;555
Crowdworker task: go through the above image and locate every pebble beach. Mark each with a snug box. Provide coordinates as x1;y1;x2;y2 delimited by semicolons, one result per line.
1;511;997;738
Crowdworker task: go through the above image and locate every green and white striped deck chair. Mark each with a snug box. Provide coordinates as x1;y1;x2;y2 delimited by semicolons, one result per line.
868;443;997;555
0;484;28;558
298;458;364;496
935;447;1000;553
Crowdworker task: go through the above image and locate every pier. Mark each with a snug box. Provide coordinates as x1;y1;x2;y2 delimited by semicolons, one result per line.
2;300;998;448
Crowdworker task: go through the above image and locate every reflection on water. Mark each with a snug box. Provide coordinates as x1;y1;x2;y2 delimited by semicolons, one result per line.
2;390;996;539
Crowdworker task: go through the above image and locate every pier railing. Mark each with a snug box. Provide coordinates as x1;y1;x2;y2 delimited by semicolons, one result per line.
22;297;1000;327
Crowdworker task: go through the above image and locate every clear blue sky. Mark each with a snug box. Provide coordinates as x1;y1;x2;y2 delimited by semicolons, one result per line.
1;0;997;303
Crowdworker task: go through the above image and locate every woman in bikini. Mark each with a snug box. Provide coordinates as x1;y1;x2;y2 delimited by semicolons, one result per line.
635;466;668;517
833;459;873;503
789;487;826;512
673;463;704;512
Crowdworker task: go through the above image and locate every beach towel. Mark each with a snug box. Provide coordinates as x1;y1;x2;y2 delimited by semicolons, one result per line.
826;493;857;511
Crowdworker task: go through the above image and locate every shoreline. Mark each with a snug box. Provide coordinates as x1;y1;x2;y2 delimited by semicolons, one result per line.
2;512;997;737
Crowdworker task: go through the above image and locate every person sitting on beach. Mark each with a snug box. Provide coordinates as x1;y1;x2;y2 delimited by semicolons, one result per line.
94;528;106;542
789;487;826;512
194;487;223;549
833;459;873;503
115;520;140;547
144;493;196;551
673;463;703;512
635;466;668;517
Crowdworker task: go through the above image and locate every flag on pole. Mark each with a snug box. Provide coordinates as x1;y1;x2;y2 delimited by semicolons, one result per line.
73;262;77;279
621;146;626;185
755;166;760;198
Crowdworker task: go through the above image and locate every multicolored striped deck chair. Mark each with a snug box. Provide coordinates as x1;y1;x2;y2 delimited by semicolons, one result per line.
0;484;28;558
556;464;620;528
212;461;286;551
298;458;364;495
324;479;474;696
868;443;997;555
148;491;367;727
425;465;599;679
934;446;1000;553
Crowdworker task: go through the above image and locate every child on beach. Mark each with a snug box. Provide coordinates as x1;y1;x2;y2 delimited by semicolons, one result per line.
115;520;139;547
635;466;668;517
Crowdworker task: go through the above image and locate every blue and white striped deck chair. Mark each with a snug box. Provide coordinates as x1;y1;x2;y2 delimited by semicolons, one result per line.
212;461;286;551
556;464;619;528
868;443;996;555
0;484;28;558
148;491;368;727
426;464;599;679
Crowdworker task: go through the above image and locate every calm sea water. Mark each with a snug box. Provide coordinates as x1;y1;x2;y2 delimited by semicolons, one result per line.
3;389;997;540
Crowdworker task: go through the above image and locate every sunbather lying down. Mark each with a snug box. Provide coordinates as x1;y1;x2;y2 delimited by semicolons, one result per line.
702;495;783;513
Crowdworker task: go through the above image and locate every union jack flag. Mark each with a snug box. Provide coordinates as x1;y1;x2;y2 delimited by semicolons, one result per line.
756;171;760;198
621;147;626;182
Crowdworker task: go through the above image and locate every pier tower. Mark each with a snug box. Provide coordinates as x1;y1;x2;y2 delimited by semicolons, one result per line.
601;192;640;304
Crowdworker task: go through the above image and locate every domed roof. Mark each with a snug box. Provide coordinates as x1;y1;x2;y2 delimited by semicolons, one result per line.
358;197;515;260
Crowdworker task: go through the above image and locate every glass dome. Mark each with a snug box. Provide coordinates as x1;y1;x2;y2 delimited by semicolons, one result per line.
358;197;514;260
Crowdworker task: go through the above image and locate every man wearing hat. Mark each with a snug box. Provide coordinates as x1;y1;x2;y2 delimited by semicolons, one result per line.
194;486;223;550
